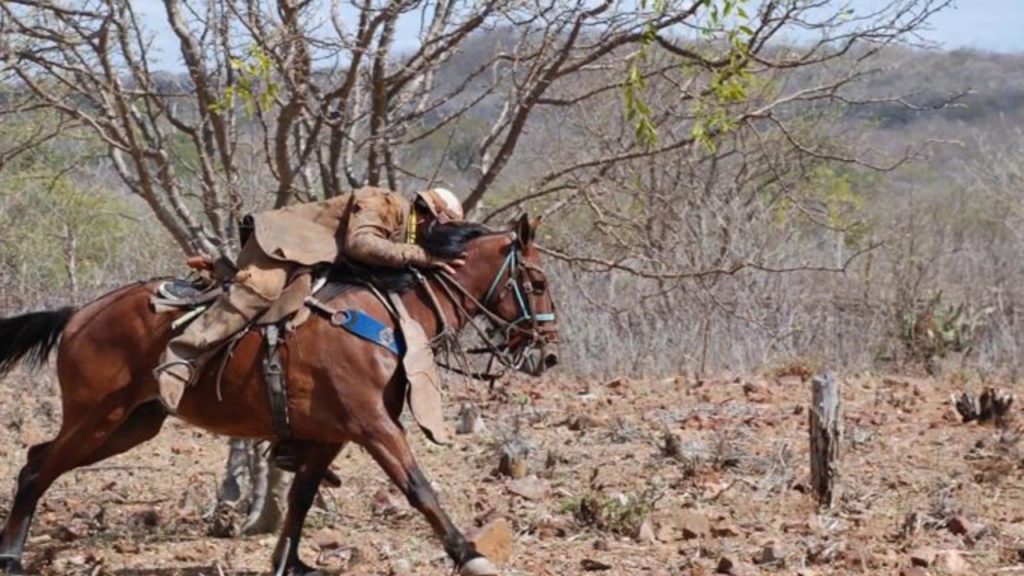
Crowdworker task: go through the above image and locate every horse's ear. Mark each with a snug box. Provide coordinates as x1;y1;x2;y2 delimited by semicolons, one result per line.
516;213;534;247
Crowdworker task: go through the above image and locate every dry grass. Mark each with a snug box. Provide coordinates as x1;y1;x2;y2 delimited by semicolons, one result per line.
0;369;1021;575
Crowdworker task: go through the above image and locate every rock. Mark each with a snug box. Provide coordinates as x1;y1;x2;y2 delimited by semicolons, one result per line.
469;518;513;566
311;528;345;551
55;524;81;543
498;444;529;479
568;413;606;431
533;516;568;540
742;380;772;402
456;404;486;434
946;516;972;536
752;543;787;565
635;518;656;543
678;512;711;540
934;550;969;574
842;549;881;570
662;430;684;459
900;568;928;576
947;516;988;542
593;538;610;551
506;476;549;501
371;488;400;516
716;555;759;575
131;508;161;529
656;522;678;543
390;558;413;575
909;548;936;567
580;558;613;571
711;520;742;537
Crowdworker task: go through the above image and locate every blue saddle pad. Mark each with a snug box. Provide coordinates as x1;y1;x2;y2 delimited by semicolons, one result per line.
333;309;404;355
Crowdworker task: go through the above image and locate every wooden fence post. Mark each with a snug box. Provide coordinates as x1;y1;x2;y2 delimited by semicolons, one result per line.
809;372;842;508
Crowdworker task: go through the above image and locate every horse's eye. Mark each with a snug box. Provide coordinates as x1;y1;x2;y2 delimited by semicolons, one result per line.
532;281;546;292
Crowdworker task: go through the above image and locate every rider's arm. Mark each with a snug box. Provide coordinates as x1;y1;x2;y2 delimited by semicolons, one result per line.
344;194;432;268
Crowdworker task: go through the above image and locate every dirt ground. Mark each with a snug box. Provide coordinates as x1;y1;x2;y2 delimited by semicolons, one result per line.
0;367;1022;576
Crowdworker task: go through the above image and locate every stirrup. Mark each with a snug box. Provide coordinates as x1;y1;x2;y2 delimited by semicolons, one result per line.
153;358;196;385
154;359;195;413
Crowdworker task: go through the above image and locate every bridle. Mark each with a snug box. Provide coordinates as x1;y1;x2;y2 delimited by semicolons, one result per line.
413;233;557;382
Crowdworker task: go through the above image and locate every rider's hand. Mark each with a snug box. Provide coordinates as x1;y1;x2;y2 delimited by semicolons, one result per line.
429;256;466;276
186;255;214;271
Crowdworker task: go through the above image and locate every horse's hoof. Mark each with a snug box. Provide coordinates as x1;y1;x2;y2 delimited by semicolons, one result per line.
460;557;499;576
0;556;25;575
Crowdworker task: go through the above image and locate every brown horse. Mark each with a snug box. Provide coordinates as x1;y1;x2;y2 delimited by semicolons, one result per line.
0;215;558;575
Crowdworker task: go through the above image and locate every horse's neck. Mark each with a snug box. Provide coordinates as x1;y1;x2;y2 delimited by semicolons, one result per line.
397;271;485;340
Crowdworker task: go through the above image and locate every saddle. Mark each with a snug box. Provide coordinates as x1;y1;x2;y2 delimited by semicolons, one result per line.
151;266;449;445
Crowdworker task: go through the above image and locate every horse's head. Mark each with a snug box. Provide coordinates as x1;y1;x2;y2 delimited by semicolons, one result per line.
452;214;559;376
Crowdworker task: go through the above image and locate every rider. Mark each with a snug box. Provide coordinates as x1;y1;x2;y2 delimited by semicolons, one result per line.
154;186;465;412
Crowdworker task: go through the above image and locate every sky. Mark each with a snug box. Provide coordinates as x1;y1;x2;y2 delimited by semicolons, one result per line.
134;0;1024;72
879;0;1024;53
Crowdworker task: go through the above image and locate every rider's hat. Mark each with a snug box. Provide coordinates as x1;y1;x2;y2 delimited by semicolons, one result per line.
416;188;464;222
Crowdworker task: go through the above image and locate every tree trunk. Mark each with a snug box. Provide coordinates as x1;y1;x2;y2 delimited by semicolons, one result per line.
809;372;842;509
212;438;291;536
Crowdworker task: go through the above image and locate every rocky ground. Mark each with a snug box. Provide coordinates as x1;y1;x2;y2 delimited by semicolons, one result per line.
0;366;1022;576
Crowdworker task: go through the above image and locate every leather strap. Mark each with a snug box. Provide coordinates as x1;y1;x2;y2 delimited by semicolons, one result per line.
262;324;291;439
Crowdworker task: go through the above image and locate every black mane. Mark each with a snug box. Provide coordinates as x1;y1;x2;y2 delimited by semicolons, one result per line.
326;221;495;293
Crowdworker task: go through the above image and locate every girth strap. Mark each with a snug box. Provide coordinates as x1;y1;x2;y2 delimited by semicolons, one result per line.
263;324;291;439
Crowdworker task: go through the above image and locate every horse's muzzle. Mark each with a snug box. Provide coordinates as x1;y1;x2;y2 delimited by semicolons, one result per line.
542;346;559;370
519;342;559;376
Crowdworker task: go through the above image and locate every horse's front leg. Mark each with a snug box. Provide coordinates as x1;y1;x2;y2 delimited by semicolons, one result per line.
360;415;498;576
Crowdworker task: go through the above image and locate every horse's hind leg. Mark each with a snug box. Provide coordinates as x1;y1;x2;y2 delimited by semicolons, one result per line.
270;441;342;576
360;418;497;576
0;401;166;573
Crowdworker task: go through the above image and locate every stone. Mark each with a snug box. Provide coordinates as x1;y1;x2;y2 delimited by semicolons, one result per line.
456;404;486;434
934;550;969;574
498;444;529;479
635;518;656;543
371;488;400;516
946;516;972;536
311;528;345;551
752;543;787;565
909;548;936;567
716;555;759;576
656;522;678;543
842;549;881;570
568;413;607;431
581;558;613;571
469;518;514;566
678;512;711;540
390;558;413;575
742;380;772;402
900;568;928;576
711;520;742;538
506;476;549;501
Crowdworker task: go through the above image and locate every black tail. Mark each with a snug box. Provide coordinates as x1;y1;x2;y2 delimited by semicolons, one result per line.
0;307;76;378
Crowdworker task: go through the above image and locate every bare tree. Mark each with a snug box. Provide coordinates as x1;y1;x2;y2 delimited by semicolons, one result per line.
0;0;957;532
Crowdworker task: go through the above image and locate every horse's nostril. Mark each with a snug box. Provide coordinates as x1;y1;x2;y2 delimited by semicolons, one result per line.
544;353;559;369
